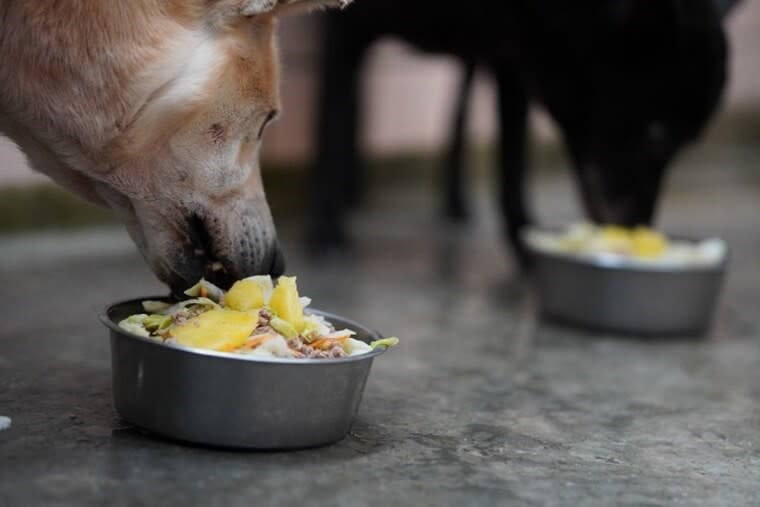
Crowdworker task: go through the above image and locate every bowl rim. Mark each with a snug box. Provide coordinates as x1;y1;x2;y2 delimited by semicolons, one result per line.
523;227;729;274
100;296;388;365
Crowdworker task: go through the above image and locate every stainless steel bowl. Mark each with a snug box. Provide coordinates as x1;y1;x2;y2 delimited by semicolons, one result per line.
526;239;728;335
101;298;387;449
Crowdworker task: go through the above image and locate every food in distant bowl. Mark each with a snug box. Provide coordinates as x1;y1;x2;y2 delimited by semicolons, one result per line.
524;223;727;267
119;276;398;359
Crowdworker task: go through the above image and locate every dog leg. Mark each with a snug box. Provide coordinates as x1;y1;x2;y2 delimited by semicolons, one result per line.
495;63;532;266
308;12;369;252
442;60;476;221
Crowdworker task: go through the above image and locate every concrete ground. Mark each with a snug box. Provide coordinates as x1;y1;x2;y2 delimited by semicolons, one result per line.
1;143;759;506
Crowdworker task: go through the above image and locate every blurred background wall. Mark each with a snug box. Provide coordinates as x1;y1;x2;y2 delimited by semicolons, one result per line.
1;1;758;185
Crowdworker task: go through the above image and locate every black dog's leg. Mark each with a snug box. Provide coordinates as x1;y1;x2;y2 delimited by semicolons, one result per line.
495;64;531;266
308;13;368;251
442;60;476;221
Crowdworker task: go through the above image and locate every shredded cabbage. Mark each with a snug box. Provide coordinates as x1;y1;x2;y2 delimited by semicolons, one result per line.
370;337;400;350
183;279;225;303
245;336;295;358
142;300;171;313
346;338;373;356
118;315;151;337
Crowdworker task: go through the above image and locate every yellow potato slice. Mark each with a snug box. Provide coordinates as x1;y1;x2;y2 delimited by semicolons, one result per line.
599;225;631;242
170;308;257;351
269;276;304;332
631;226;668;258
224;279;265;311
598;225;633;253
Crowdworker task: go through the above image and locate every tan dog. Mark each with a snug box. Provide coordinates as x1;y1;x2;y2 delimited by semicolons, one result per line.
0;0;350;290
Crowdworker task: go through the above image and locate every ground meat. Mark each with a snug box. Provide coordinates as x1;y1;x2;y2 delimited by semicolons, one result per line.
287;337;342;358
330;346;347;358
258;309;272;327
288;338;314;357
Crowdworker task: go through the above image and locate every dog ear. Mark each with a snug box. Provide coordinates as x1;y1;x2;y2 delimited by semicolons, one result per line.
271;0;353;17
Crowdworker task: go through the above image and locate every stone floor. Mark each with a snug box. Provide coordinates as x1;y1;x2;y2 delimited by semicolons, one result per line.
1;143;759;506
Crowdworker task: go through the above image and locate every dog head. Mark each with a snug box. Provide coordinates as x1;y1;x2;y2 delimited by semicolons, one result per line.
551;0;730;225
0;0;351;292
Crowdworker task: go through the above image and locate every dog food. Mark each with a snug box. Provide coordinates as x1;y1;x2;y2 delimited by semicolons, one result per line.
119;276;398;358
525;223;726;267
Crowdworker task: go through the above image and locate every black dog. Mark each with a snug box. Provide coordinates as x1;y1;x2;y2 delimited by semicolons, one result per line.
310;0;737;261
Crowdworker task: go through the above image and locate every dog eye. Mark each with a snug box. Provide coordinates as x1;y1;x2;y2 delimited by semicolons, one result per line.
257;109;279;139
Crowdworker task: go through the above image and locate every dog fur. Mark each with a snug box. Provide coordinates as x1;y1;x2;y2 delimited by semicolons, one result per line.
0;0;348;290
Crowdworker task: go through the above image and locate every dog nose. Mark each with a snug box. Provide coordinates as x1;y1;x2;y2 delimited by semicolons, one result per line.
269;243;286;278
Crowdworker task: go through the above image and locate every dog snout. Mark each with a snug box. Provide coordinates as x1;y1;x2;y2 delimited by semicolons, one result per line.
179;212;278;288
268;242;286;278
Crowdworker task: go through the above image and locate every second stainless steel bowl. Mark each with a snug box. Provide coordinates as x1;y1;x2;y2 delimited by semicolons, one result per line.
101;298;387;449
526;240;727;335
